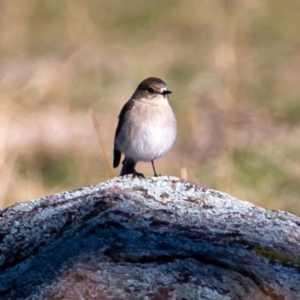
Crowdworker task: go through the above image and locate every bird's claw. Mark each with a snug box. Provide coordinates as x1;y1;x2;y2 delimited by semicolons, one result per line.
132;170;145;179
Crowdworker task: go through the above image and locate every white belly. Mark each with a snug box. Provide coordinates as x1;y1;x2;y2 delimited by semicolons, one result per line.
116;101;177;162
129;119;176;161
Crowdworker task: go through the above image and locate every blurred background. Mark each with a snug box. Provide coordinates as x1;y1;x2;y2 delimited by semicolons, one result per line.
1;0;300;214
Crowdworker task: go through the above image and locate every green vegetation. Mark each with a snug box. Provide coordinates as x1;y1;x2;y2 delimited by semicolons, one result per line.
254;246;300;265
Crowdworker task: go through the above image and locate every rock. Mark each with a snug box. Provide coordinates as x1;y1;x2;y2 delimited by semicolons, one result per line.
0;176;299;300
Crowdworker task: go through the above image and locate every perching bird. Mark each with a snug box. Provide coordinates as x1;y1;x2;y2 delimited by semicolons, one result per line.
113;77;177;177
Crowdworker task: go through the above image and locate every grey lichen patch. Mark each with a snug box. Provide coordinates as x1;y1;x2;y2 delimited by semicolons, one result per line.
0;176;300;299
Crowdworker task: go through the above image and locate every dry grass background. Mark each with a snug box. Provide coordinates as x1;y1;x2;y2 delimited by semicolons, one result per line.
1;0;300;214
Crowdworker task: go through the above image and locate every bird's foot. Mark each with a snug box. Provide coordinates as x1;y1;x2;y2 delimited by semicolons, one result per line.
153;171;162;177
132;169;145;179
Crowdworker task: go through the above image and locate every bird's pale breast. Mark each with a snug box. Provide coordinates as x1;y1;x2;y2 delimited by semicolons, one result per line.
116;98;176;162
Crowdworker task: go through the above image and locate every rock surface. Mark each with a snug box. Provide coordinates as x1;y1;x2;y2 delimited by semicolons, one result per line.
0;176;300;300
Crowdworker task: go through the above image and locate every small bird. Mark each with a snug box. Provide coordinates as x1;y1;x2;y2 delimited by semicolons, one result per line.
113;77;177;177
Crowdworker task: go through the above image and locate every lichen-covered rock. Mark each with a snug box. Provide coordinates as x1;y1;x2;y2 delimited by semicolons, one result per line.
0;176;299;299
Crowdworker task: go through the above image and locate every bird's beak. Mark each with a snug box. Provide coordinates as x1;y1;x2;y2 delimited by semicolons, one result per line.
161;90;172;95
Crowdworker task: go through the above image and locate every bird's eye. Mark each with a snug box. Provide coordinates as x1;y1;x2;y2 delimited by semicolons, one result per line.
147;88;154;94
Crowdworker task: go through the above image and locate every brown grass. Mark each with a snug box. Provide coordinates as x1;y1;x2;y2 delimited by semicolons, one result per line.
1;0;300;214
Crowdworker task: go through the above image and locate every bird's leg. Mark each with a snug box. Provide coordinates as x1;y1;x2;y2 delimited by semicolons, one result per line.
121;157;145;178
151;160;159;177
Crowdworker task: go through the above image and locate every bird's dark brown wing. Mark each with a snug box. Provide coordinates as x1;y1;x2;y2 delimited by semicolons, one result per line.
113;99;135;168
113;148;121;168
